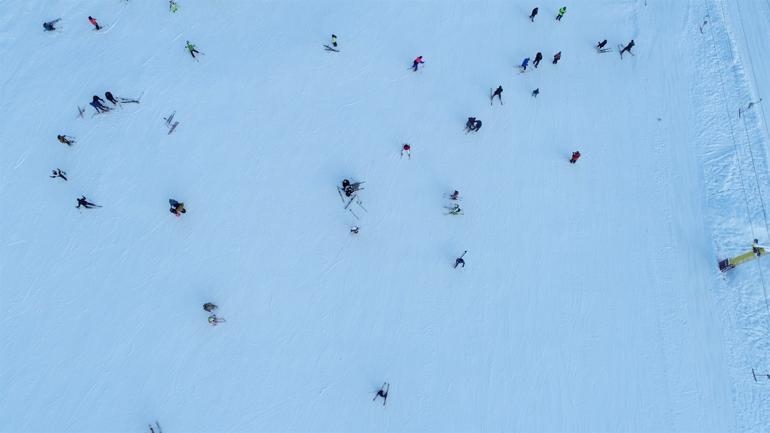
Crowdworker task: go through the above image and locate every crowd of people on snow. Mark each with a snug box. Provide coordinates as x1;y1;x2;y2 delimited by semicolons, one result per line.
41;4;638;418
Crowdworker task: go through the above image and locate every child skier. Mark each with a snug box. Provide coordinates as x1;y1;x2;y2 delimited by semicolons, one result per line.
447;203;463;215
597;39;608;51
492;86;503;104
620;40;635;58
552;51;561;64
76;196;98;209
533;52;543;68
203;303;218;312
208;314;226;326
473;119;482;132
105;91;119;105
43;19;59;31
331;34;338;47
520;57;530;71
466;117;477;132
50;169;67;181
57;135;75;146
169;199;186;216
401;143;411;159
569;150;581;163
412;56;424;71
454;251;467;268
529;7;538;22
88;16;101;30
556;6;566;21
90;95;110;113
169;0;178;13
449;190;460;200
186;41;200;58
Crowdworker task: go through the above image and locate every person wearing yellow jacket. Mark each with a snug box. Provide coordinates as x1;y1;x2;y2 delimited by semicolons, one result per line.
556;6;566;21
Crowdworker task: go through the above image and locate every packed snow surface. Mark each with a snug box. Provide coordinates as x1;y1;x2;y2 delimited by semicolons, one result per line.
3;1;770;432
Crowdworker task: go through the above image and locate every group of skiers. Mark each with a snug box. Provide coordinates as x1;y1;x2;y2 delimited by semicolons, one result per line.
45;4;637;411
42;16;101;31
527;6;567;22
520;51;560;71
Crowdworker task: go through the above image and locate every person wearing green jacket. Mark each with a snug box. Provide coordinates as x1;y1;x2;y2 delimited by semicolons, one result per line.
185;41;200;58
556;6;566;21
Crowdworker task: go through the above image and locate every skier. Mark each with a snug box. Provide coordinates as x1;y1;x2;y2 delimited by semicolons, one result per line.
208;314;226;326
454;251;467;268
341;179;363;197
401;143;411;159
491;85;503;104
350;226;360;234
169;0;178;13
552;51;561;64
105;91;118;105
473;119;482;132
50;169;67;181
90;95;110;113
449;190;460;200
203;303;218;312
620;39;635;58
569;150;581;164
169;199;186;216
597;39;608;51
88;16;101;30
76;196;98;209
447;203;463;215
555;6;566;21
520;57;530;71
43;19;59;31
412;55;424;71
186;41;200;59
331;34;338;47
753;239;764;256
57;135;75;146
465;117;477;132
532;88;540;97
529;7;538;22
533;52;543;68
373;383;389;405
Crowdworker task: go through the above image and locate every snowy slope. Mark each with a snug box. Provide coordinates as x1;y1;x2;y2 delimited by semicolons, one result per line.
1;0;769;432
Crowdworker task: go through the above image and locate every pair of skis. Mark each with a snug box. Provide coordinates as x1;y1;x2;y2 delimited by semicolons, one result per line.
148;421;162;433
323;44;339;52
342;193;367;220
164;111;179;134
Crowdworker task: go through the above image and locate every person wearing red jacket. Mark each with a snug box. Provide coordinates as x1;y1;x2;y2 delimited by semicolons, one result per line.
401;143;411;159
412;56;424;71
569;151;581;164
88;16;101;30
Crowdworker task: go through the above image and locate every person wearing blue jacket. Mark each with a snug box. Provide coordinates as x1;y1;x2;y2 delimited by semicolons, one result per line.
520;57;530;71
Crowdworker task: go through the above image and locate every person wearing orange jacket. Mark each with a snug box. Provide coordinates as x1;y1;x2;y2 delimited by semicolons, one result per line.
412;56;424;71
570;151;581;164
88;16;101;30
